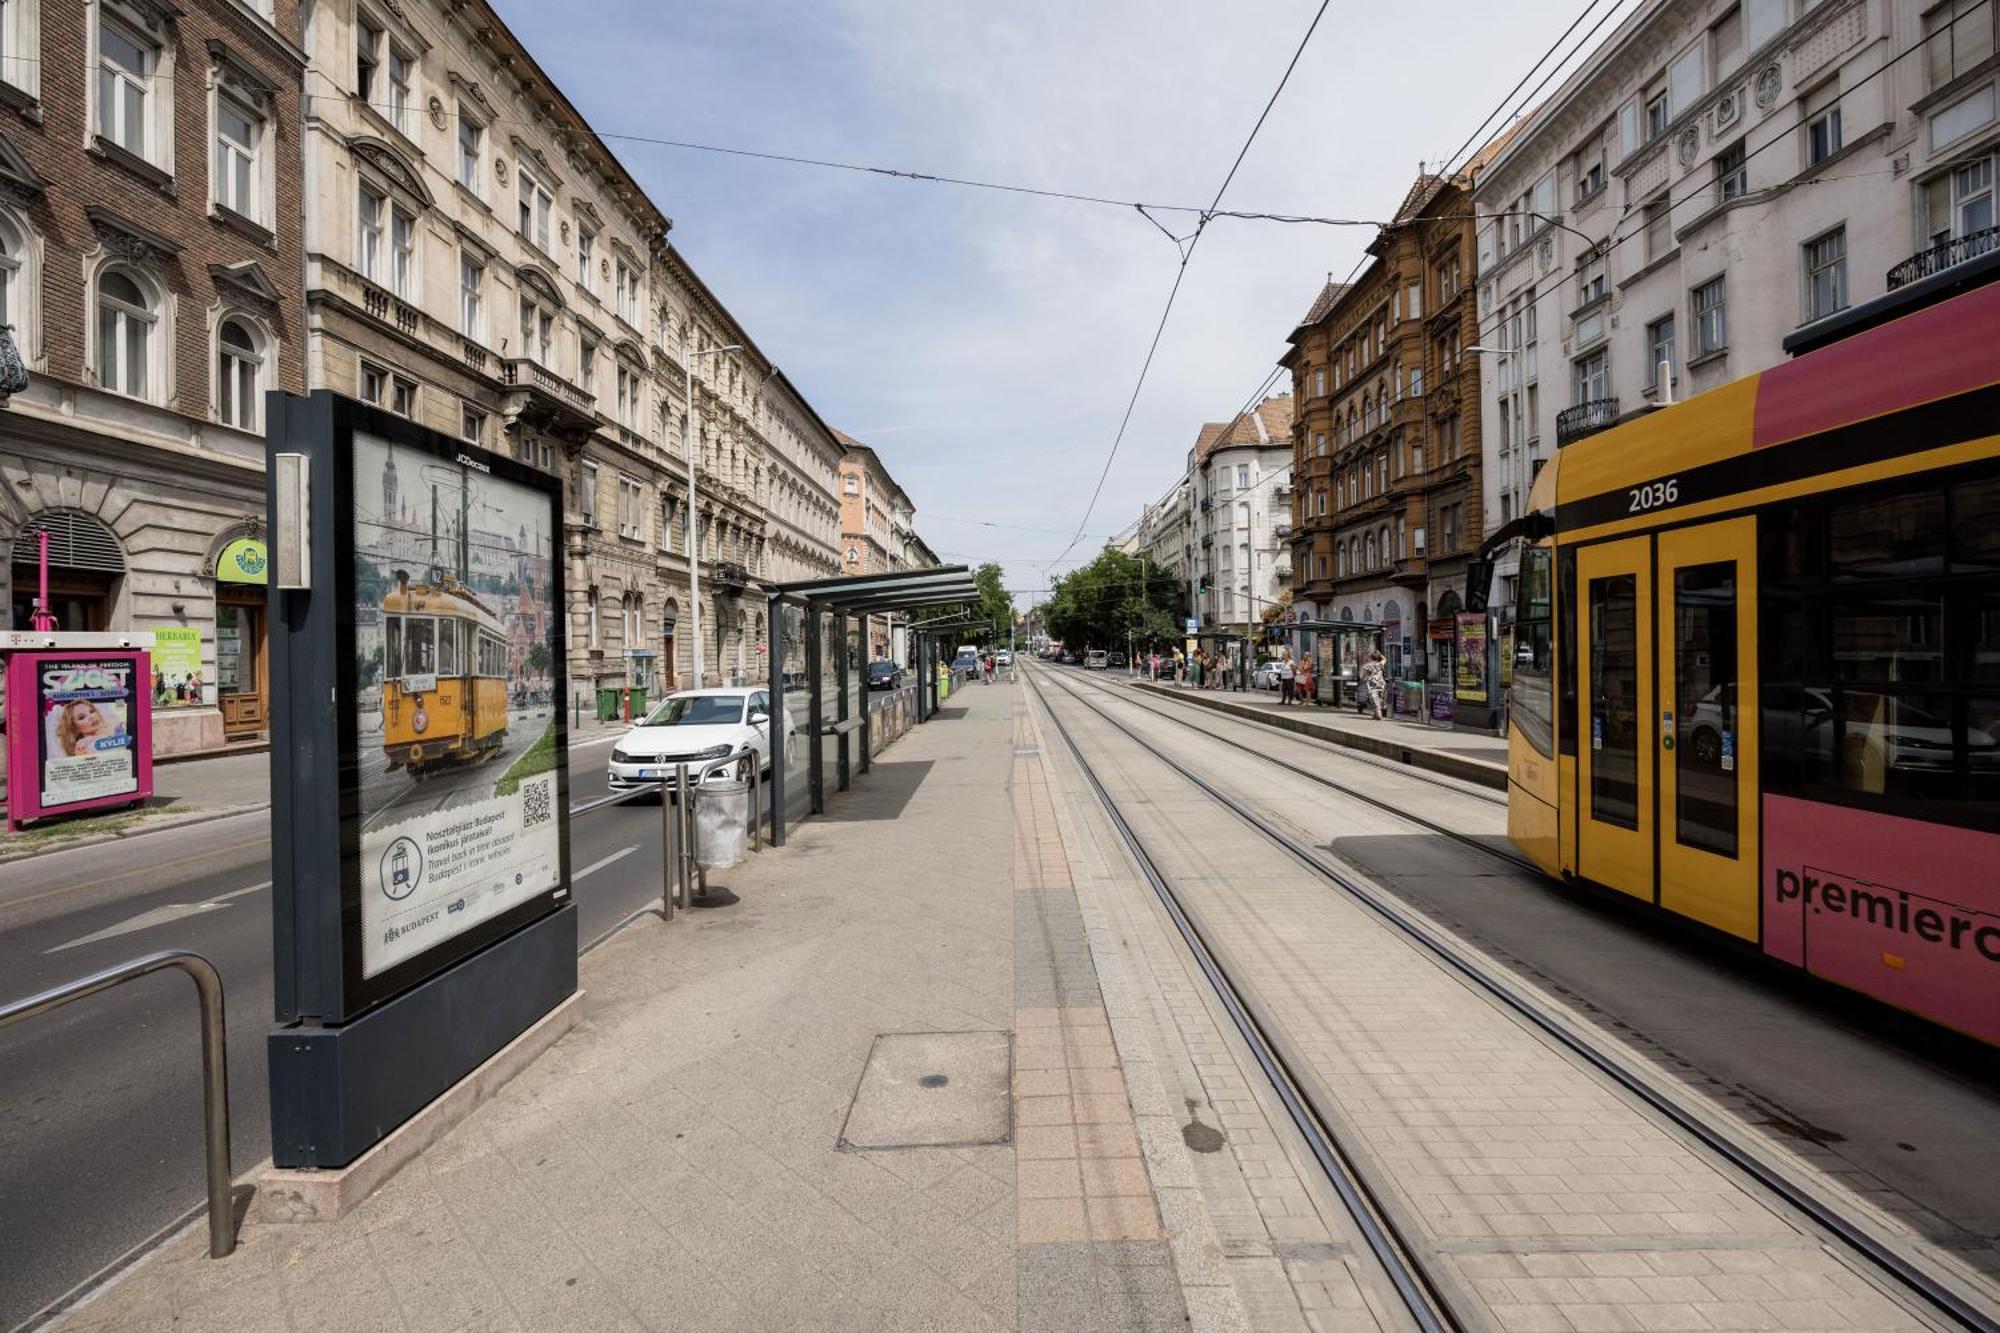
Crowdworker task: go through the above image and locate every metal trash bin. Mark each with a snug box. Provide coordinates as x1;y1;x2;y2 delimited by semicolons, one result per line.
693;777;750;868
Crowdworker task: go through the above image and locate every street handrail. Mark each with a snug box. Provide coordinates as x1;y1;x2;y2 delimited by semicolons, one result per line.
0;950;235;1258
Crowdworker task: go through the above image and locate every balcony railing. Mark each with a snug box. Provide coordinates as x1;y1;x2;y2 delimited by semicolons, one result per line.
503;357;594;411
1272;522;1291;538
712;560;749;592
1887;226;2000;290
1556;397;1619;446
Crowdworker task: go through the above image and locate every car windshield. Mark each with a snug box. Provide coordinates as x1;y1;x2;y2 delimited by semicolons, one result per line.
640;695;745;727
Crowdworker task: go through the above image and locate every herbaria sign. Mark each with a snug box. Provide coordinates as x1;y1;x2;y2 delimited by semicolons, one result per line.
352;430;563;979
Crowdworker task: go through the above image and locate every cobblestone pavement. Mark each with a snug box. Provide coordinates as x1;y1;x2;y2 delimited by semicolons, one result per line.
1028;671;1984;1333
39;680;1254;1333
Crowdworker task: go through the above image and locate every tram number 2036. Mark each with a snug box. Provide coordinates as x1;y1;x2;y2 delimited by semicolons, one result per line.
1628;478;1681;513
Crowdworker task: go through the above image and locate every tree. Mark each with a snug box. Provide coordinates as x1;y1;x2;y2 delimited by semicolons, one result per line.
1041;550;1183;653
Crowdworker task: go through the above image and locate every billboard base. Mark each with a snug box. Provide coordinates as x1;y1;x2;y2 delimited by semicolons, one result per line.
267;903;577;1170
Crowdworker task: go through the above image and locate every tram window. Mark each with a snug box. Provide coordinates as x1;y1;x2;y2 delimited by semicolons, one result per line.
1836;690;1961;803
438;618;461;676
1589;574;1640;829
1830;490;1945;580
404;617;436;674
1558;549;1579;757
1831;592;1943;683
1970;698;2000;812
1513;546;1556;758
385;616;403;679
1953;476;2000;571
1674;562;1737;857
1976;592;2000;682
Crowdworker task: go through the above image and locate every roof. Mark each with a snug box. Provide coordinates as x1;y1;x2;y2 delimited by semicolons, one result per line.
1194;396;1294;463
1298;280;1352;328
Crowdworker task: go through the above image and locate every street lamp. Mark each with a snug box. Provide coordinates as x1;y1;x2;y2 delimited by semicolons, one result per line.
684;342;743;688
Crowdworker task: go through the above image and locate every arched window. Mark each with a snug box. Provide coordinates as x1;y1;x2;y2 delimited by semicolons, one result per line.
0;215;20;328
1379;525;1391;566
97;268;156;399
1366;533;1378;568
1336;543;1346;577
218;317;263;430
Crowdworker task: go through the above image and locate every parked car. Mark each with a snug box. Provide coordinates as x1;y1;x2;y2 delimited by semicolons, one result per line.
1252;661;1281;690
1062;651;1081;665
1107;651;1128;669
951;648;982;678
867;660;902;690
994;649;1013;666
608;687;793;792
1085;650;1109;669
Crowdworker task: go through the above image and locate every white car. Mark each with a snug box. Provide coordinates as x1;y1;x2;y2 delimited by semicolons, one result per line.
608;687;793;792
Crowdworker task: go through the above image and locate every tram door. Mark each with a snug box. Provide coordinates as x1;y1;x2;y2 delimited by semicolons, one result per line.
1576;538;1654;901
1656;518;1757;940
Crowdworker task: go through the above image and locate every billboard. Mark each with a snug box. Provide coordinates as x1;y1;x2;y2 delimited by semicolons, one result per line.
1454;611;1489;705
4;649;153;827
153;626;204;707
344;427;567;998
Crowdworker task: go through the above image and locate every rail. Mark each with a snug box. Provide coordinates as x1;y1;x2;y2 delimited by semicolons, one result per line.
1887;225;2000;290
0;951;235;1259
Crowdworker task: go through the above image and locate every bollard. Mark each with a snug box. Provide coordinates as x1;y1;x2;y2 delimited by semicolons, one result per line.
675;763;693;909
658;776;677;921
749;762;764;852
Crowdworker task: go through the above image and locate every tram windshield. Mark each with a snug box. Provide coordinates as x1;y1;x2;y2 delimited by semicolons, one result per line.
385;615;438;677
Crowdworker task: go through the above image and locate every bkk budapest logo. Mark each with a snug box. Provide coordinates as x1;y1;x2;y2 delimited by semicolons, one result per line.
1774;867;2000;964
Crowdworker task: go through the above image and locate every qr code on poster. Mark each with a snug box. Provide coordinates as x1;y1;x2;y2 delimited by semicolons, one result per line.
521;775;552;829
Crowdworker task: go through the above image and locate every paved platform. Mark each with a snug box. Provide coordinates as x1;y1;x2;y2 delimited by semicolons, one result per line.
42;680;1244;1333
1130;677;1507;789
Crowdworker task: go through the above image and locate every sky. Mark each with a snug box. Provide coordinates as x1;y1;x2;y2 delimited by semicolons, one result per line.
493;0;1610;606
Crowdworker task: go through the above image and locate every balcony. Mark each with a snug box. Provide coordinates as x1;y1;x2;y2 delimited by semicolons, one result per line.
1556;397;1619;447
1272;522;1291;538
711;560;749;593
1888;226;2000;290
502;357;597;443
1274;563;1292;582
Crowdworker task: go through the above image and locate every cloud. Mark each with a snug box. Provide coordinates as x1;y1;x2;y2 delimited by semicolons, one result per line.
493;0;1586;601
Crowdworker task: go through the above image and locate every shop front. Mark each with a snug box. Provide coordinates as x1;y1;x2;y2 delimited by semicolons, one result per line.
214;536;269;742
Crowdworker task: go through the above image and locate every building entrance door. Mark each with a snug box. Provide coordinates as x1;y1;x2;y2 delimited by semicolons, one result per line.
217;595;267;738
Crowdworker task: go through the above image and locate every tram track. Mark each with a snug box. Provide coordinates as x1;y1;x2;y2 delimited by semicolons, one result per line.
1024;663;1999;1333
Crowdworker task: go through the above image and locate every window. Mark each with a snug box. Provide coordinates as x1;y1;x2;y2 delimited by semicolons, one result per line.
1575;252;1608;308
356;20;381;100
1928;157;1996;244
217;318;261;430
462;406;485;443
1590;572;1642;828
1576;150;1605;203
357;186;383;280
387;47;413;136
577;225;594;288
360;361;386;405
96;269;154;399
1675;561;1741;857
519;297;553;365
1670;45;1706;118
579;460;599;526
1693;276;1728;356
1644;199;1673;262
458;255;483;338
617;474;643;539
1804;82;1843;167
1803;227;1848;322
1647;314;1677;390
843;474;859;495
214;96;260;219
390;374;416;417
517;166;553;252
1236;464;1249;488
616;361;641;426
1410;365;1424;397
1716;139;1749;203
98;17;154;159
579;335;597;387
1924;0;1995;87
1712;6;1744;77
1572;348;1609;405
457;113;483;193
615;257;639;323
0;216;19;328
1645;86;1670;142
390;205;415;298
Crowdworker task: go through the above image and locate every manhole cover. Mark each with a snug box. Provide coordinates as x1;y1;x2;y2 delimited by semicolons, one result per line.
839;1031;1011;1150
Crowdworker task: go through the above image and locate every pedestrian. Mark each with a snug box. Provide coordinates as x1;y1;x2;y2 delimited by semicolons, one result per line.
1277;649;1296;706
1360;649;1388;720
1296;654;1315;706
981;651;995;684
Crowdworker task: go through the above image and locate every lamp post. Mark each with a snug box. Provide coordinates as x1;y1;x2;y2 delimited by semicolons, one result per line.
683;343;743;688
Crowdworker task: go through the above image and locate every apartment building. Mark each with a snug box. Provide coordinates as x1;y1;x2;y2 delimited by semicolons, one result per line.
762;369;845;586
1185;396;1293;638
0;0;307;755
1473;0;1985;612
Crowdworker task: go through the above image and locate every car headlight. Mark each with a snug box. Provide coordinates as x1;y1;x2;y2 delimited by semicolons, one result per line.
611;748;631;764
699;742;733;759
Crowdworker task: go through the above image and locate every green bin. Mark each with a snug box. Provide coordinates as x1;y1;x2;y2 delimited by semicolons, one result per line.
596;686;621;721
624;687;647;718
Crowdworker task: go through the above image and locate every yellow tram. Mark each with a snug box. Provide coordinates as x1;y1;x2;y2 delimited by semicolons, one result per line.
380;570;510;775
1502;269;2000;1046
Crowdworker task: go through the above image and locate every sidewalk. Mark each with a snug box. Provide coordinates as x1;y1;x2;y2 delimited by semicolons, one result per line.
1130;678;1507;790
45;682;1222;1333
0;750;272;862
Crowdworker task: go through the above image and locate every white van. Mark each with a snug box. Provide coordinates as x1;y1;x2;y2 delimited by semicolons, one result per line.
1085;649;1109;670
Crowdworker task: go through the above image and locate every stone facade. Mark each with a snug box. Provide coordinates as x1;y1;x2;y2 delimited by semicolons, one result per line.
1283;168;1487;686
762;369;844;588
1472;0;1951;614
0;0;308;755
1185;397;1292;638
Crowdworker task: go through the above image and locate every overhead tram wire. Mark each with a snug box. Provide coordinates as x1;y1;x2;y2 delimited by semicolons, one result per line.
1437;0;1628;177
1044;0;1336;575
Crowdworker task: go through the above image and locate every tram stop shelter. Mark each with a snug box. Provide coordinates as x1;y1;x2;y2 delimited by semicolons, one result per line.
1183;630;1254;691
1285;619;1387;708
765;566;978;845
910;615;995;718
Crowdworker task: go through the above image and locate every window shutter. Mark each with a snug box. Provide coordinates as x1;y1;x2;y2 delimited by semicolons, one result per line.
1925;175;1953;241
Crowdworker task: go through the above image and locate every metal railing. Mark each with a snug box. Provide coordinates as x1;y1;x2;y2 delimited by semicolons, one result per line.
1556;397;1619;446
1887;225;2000;289
0;951;235;1258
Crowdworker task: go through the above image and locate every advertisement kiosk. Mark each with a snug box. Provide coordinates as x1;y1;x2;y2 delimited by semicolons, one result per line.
263;391;575;1172
3;630;155;830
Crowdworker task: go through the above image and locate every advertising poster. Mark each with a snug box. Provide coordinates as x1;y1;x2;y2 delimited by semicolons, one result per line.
1455;612;1489;705
351;431;561;981
153;627;205;707
37;656;140;808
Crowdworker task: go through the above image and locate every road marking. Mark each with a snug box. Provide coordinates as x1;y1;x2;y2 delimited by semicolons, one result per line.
0;836;268;914
47;901;229;953
574;846;638;881
209;881;270;902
